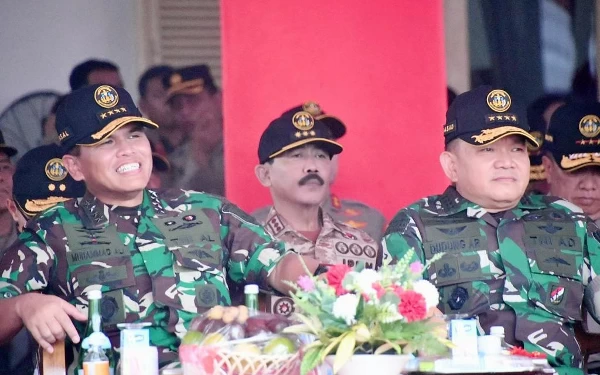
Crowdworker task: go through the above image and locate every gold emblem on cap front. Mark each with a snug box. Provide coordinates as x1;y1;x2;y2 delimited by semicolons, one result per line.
292;111;314;131
486;90;511;113
302;102;322;116
45;158;68;182
579;115;600;138
94;85;119;109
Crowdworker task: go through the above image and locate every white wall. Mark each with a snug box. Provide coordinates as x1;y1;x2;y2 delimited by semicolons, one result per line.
0;0;140;113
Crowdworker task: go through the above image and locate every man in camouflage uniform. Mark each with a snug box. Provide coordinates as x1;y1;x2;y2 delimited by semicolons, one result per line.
0;144;85;375
0;84;319;367
383;86;600;375
0;132;18;257
254;111;380;315
253;102;387;242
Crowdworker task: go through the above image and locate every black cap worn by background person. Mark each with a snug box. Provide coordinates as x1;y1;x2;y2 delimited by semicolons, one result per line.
281;101;347;139
443;85;539;147
0;129;17;157
544;101;600;171
55;84;159;152
13;144;86;218
164;64;217;100
525;94;566;181
258;110;343;164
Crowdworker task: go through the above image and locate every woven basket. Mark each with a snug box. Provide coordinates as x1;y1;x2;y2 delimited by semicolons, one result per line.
180;343;301;375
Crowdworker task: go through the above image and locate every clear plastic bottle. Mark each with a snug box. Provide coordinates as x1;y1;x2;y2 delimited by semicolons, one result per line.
83;332;111;375
245;284;259;315
490;326;511;354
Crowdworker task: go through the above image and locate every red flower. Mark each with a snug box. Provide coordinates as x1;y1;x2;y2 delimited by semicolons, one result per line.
397;290;427;322
326;264;352;296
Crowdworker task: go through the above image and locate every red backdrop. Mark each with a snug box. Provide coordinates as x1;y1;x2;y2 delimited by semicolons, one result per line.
221;1;448;220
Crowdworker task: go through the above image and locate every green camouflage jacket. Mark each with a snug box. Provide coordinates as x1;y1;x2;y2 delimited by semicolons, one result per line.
383;186;600;375
0;189;284;364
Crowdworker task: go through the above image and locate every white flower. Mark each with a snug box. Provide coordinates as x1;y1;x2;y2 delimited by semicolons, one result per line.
412;279;439;309
354;269;381;294
332;293;359;325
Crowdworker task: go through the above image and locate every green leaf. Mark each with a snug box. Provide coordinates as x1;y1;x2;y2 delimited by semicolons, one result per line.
283;324;314;335
294;313;322;334
321;335;344;361
333;332;356;374
301;346;323;375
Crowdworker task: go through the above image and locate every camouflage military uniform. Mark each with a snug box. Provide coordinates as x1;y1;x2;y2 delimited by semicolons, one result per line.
0;188;284;365
383;186;600;375
253;193;386;243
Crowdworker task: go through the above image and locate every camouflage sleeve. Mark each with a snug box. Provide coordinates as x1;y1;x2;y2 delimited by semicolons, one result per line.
220;202;285;290
381;208;424;265
0;229;55;299
583;219;600;324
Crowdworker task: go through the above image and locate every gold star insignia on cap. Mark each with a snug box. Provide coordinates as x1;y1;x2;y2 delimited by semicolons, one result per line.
45;158;68;182
487;89;511;113
496;116;503;121
295;132;302;138
511;115;517;121
488;116;496;121
579;115;600;138
94;85;119;109
292;111;314;131
100;113;107;119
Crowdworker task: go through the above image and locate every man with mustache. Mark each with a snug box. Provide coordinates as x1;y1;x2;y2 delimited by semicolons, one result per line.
0;131;18;257
0;85;320;369
254;111;380;315
253;102;387;242
383;86;600;375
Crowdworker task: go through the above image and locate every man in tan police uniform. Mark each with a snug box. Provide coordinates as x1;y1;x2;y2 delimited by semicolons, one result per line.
253;102;387;242
254;110;380;315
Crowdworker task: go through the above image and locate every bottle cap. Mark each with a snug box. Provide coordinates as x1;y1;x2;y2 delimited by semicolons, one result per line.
490;326;505;336
88;290;102;300
244;284;259;294
82;331;111;350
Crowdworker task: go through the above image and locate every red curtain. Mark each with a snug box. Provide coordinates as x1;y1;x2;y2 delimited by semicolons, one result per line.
221;1;447;220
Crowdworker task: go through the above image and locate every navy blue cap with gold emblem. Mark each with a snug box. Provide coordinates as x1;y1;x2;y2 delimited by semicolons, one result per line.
55;84;159;153
258;111;343;164
280;101;347;139
12;144;85;218
444;85;539;147
544;101;600;171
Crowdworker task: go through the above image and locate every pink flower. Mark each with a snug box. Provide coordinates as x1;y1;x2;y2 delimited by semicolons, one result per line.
410;261;424;274
397;290;427;322
327;264;352;296
297;275;315;292
372;283;386;299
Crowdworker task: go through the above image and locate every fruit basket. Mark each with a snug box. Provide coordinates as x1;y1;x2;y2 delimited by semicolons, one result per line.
179;306;302;375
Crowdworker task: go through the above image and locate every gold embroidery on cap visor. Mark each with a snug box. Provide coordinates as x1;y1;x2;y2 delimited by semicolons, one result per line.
20;196;71;217
45;158;68;182
94;85;119;109
579;115;600;138
529;165;546;180
560;153;600;171
81;116;159;145
167;78;204;98
486;90;511;113
292;111;314;131
471;126;539;147
269;138;343;160
527;131;544;152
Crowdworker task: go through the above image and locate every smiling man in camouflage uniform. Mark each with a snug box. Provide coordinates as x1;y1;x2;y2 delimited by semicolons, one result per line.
0;84;318;367
383;86;600;375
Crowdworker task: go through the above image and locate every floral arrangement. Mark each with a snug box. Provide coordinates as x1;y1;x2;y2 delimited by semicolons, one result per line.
285;250;450;375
